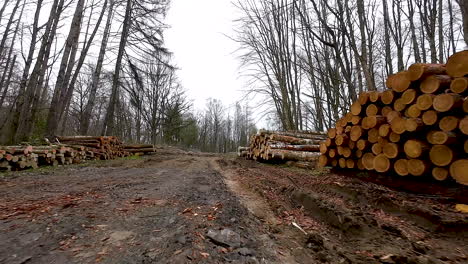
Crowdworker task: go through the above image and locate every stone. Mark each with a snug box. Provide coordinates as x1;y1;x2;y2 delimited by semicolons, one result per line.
236;247;254;256
206;228;241;248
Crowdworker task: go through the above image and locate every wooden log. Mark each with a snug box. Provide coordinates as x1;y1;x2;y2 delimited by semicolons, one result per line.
350;126;363;142
422;110;438;126
368;128;379;143
450;77;468;94
405;118;424;132
381;90;394;105
429;145;454;167
389;132;401;143
329;149;337;158
338;158;347;168
317;154;329;168
432;167;449;181
383;142;399;159
348;140;356;150
391;71;411;92
320;142;328;154
426;131;457;145
381;106;393;117
386;110;401;123
379;124;391;137
351;101;362;116
372;143;383;155
407;63;446;81
357;139;369;150
420;75;452;94
363;116;386;129
401;89;417;104
450;159;468;185
270;144;321;152
407;159;430;176
325;138;333;147
405;105;421;118
342;147;352;158
351;115;361;125
335;134;349;146
260;130;327;139
269;134;319;145
56;136;104;141
433;93;463;112
374;154;391;172
345;159;354;170
357;158;365;170
267;149;320;162
446;50;468;77
386;74;396;89
416;94;435;111
390;116;406;134
460;116;468;135
369;91;380;102
393;98;407;112
358;92;370;105
439;116;459;132
356;149;363;158
362;153;376;170
394;159;409;176
404;139;430;158
366;104;379;116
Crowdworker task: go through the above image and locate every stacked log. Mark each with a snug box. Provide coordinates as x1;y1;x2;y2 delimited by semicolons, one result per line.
0;136;160;171
318;51;468;186
122;144;156;154
243;130;327;166
56;136;130;159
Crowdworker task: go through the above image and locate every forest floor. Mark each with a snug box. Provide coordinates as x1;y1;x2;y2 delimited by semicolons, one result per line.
1;147;468;264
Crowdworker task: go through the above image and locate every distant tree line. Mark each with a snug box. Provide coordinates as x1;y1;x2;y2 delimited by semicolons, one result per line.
0;0;256;153
234;0;467;132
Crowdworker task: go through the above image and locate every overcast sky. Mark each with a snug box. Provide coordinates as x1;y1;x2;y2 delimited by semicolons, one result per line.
165;0;245;112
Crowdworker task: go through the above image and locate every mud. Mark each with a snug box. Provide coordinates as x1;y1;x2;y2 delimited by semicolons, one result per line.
219;157;468;264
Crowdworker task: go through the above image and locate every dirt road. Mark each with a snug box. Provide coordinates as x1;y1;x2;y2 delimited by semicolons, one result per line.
1;148;467;263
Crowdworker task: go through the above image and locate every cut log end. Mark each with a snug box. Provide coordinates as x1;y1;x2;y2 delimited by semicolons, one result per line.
446;50;468;78
449;159;468;186
432;167;449;181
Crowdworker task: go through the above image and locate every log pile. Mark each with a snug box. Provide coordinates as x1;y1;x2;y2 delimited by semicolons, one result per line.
242;130;327;166
318;50;468;186
56;136;130;160
122;144;156;154
0;136;156;171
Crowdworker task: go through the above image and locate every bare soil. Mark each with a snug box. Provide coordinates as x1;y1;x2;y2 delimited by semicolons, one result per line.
1;147;467;264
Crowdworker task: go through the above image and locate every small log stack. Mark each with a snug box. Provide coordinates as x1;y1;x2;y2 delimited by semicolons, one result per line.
318;50;468;186
56;136;130;160
122;144;156;154
241;130;327;167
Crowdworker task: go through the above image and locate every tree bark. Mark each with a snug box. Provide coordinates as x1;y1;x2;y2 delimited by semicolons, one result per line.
102;0;132;136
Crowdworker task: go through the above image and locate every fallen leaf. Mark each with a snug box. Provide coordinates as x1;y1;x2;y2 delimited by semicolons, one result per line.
200;252;210;258
182;208;192;214
173;249;183;255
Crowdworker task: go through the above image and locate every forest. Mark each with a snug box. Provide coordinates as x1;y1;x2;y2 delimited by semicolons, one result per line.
0;0;466;152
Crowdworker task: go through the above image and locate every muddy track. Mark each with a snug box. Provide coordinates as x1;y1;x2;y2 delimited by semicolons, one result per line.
0;149;289;264
1;148;467;264
219;157;468;264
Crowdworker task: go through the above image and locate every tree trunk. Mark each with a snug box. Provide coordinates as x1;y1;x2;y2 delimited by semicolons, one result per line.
102;0;131;136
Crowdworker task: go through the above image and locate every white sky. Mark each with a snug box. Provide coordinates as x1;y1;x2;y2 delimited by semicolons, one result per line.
164;0;246;112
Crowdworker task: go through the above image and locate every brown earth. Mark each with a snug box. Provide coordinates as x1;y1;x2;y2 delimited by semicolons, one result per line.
1;147;467;264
